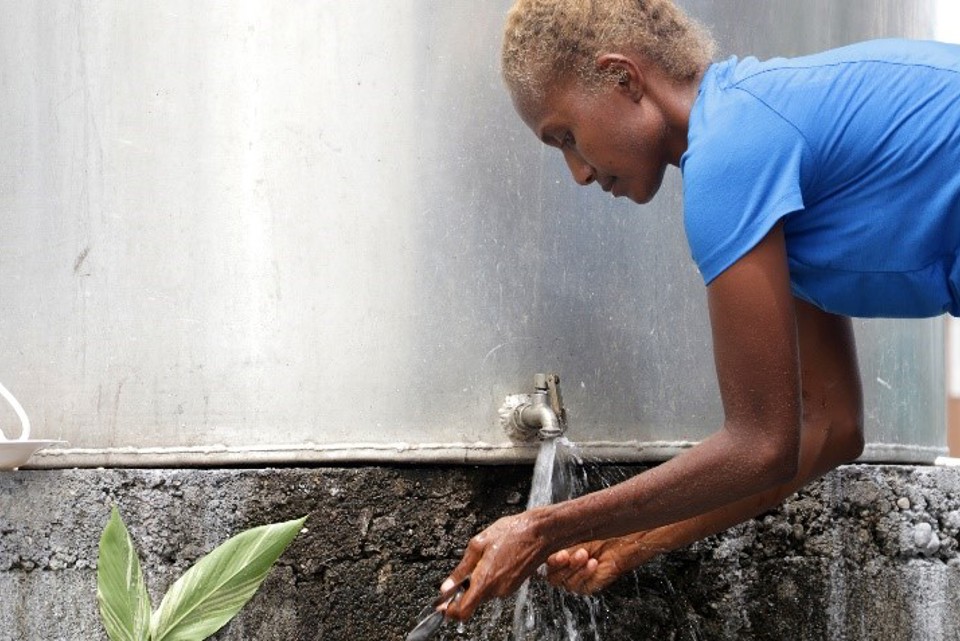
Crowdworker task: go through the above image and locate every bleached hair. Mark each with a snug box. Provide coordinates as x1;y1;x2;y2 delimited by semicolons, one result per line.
502;0;716;100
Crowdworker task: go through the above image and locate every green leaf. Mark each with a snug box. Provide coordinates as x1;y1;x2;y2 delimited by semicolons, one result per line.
150;516;306;641
97;507;152;641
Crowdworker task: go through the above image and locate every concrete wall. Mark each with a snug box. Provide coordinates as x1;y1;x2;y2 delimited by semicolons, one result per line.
2;464;960;640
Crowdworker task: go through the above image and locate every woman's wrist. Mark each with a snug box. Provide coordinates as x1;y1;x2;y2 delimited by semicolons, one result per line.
618;529;673;566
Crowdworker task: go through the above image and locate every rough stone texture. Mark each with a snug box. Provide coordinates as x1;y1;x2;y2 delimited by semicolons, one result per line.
2;464;960;640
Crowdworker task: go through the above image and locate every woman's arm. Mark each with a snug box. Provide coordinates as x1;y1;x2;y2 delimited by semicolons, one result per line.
547;297;864;593
444;222;858;619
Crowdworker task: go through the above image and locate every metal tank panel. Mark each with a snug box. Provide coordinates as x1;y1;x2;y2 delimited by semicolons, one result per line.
0;1;944;466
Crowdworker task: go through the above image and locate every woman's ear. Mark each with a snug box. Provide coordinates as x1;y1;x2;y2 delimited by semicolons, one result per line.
596;53;644;101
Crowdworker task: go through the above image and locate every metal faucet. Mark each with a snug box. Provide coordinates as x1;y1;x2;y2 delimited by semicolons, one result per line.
500;373;567;441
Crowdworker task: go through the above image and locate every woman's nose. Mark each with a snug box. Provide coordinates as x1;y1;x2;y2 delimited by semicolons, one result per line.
562;148;595;186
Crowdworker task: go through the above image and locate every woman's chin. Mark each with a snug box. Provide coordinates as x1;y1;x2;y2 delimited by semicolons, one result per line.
628;174;668;204
626;186;657;204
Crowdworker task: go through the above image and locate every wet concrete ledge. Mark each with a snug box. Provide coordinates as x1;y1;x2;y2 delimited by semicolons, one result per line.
1;464;960;640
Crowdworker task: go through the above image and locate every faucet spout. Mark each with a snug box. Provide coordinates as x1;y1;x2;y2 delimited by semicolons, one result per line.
499;373;567;442
519;399;562;440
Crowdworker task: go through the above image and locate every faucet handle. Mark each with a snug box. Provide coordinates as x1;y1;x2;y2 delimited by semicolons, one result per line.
546;373;566;428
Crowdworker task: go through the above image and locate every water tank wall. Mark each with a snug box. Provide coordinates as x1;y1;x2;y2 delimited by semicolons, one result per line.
0;0;944;466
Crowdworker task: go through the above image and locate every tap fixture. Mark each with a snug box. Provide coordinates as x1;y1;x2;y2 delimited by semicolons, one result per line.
500;373;567;442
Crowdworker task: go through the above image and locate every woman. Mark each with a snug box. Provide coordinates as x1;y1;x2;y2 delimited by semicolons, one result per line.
441;0;960;620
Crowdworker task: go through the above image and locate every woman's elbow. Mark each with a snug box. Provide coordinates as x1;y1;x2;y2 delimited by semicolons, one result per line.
763;438;801;486
746;429;801;487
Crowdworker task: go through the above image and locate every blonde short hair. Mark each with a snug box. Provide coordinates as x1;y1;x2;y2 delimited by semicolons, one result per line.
502;0;716;100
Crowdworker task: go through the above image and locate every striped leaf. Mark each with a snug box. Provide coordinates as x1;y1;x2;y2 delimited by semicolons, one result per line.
150;516;306;641
97;507;152;641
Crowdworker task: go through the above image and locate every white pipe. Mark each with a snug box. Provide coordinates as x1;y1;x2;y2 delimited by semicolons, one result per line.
0;382;30;441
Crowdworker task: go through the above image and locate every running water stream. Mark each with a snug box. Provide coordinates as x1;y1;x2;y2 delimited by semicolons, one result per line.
474;436;704;640
505;437;602;641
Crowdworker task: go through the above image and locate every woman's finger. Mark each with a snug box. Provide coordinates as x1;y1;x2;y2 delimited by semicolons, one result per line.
445;561;491;621
569;558;600;593
568;547;591;568
441;534;486;603
546;547;593;586
550;556;600;594
547;548;571;567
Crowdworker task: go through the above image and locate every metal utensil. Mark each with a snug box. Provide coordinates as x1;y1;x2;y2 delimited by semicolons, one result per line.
405;576;470;641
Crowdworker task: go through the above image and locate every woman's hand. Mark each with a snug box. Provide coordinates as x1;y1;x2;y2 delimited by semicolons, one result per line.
545;541;621;594
545;533;660;594
441;508;551;621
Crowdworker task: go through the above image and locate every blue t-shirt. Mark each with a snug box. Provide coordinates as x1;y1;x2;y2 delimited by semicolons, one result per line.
681;39;960;318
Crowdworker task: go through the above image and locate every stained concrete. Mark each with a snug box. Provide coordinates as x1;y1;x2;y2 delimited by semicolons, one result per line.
1;464;960;640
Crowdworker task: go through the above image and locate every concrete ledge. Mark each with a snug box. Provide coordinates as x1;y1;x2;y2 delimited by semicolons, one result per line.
23;440;947;468
1;464;959;639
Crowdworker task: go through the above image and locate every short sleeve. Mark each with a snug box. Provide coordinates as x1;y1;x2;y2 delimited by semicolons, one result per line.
681;87;810;284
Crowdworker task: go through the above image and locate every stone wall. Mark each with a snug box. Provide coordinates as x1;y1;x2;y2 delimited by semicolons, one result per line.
1;464;959;640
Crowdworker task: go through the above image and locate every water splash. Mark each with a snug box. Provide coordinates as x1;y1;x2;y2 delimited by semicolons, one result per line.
488;437;706;641
506;437;602;641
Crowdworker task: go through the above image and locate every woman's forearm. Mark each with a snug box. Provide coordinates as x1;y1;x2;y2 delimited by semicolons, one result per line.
621;449;843;562
535;420;800;552
591;409;864;567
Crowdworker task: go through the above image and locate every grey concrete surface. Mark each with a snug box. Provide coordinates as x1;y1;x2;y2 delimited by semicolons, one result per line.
1;464;959;640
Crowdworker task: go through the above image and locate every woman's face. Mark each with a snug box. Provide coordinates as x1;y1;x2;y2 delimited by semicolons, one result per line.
515;76;673;205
